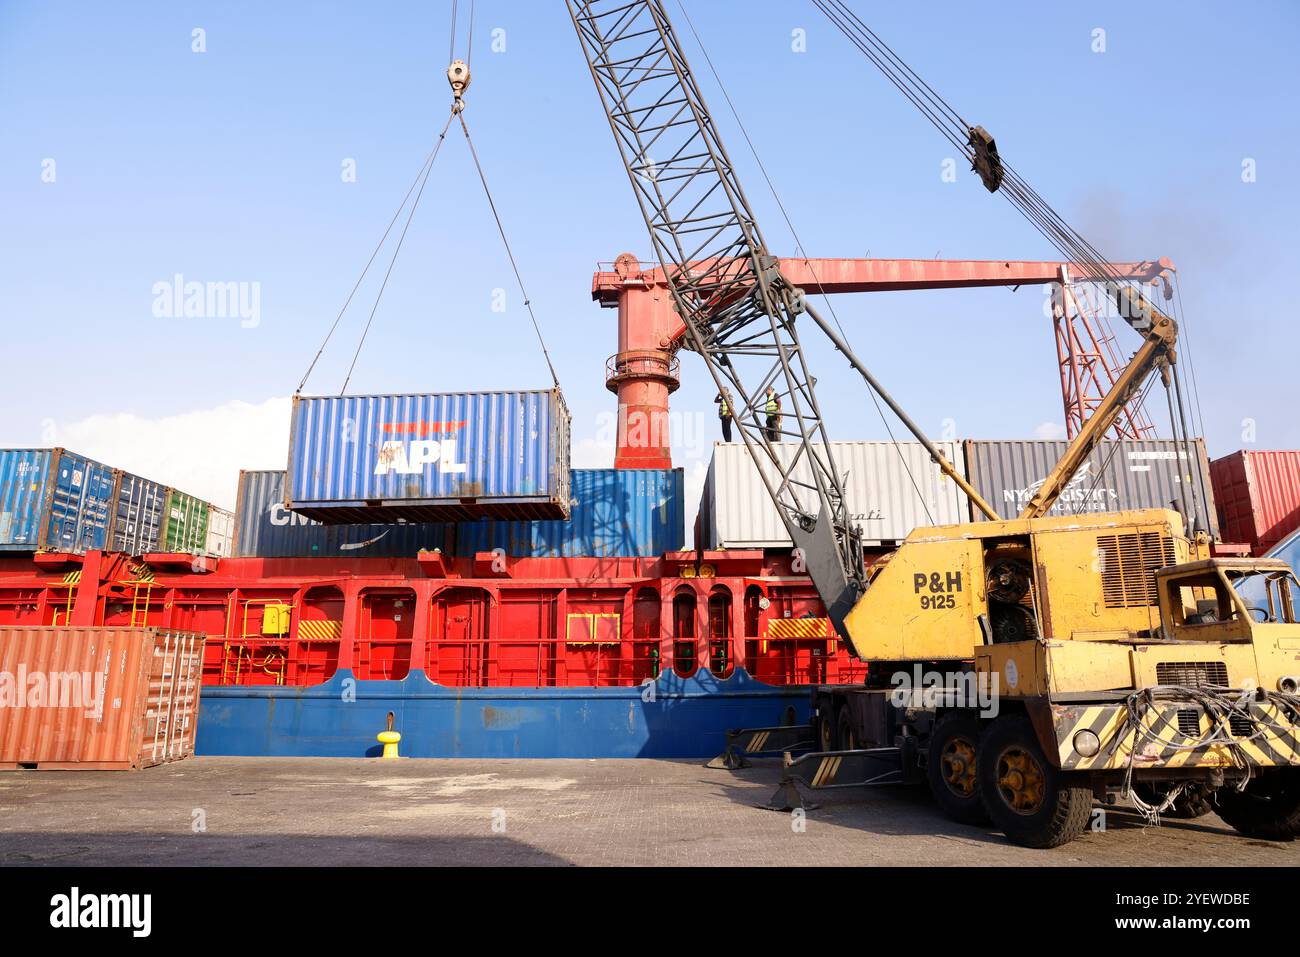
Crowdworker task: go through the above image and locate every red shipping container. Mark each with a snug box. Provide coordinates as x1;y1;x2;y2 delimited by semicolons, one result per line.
0;627;205;770
1210;450;1300;555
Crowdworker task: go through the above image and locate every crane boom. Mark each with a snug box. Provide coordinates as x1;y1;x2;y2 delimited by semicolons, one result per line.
567;0;867;630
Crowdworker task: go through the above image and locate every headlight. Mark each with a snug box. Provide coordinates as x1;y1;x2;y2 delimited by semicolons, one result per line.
1073;729;1101;757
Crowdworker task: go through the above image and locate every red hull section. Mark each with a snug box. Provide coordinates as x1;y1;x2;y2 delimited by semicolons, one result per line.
0;550;867;691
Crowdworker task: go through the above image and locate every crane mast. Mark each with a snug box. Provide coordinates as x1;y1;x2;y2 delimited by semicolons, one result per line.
567;0;868;630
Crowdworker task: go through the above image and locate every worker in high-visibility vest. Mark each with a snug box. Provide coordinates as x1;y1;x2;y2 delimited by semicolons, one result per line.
764;387;781;442
714;389;734;442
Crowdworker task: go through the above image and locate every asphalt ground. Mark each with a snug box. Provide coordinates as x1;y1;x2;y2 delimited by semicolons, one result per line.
1;756;1296;866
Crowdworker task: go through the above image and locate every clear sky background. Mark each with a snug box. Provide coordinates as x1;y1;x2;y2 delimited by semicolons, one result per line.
1;1;1297;515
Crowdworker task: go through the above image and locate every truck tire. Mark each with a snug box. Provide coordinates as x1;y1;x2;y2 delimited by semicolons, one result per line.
816;708;837;752
837;707;858;751
977;715;1092;848
927;714;989;825
1132;782;1214;819
1214;770;1300;841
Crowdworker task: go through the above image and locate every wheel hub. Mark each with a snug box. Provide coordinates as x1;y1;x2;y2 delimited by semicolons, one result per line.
997;747;1045;814
940;738;978;797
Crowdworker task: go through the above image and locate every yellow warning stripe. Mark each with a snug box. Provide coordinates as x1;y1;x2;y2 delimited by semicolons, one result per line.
298;619;342;642
767;617;830;640
747;731;770;753
811;756;842;787
1055;702;1300;770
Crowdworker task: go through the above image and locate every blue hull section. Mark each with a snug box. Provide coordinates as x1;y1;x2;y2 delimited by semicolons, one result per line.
196;669;810;759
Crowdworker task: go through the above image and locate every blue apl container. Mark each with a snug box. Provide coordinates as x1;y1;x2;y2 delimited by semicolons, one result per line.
234;470;449;558
0;448;118;553
458;468;684;557
287;390;571;524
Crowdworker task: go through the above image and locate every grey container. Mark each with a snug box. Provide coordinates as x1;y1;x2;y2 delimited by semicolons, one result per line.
962;439;1218;537
108;471;166;556
698;441;971;548
235;470;450;558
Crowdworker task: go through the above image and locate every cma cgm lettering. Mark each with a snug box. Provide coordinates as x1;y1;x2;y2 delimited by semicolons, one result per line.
286;390;571;523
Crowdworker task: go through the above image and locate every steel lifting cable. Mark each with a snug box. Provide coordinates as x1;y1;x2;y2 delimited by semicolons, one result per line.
811;0;1148;300
675;0;935;524
456;111;561;389
811;0;1203;466
297;132;449;394
339;112;456;393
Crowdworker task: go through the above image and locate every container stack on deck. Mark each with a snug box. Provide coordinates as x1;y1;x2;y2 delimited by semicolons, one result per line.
0;448;232;558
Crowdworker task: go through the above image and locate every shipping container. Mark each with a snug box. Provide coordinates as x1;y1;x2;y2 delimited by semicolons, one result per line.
0;449;117;553
963;439;1218;536
287;389;572;523
458;468;684;557
698;441;971;548
159;488;211;554
205;507;235;558
1210;450;1300;554
108;470;166;556
0;626;205;770
234;470;450;557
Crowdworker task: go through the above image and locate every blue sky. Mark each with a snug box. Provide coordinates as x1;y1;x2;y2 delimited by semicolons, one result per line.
1;1;1297;510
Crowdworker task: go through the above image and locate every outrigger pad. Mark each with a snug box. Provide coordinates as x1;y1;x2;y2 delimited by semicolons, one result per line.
762;779;819;812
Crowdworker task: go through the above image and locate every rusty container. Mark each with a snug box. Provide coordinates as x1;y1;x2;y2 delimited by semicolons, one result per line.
0;627;205;770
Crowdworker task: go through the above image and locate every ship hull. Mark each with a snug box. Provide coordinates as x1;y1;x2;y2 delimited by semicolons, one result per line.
196;668;810;759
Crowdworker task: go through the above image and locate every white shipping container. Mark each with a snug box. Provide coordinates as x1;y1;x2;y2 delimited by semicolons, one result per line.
205;506;235;558
699;441;971;548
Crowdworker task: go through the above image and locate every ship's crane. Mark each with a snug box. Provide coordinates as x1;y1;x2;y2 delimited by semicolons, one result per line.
568;0;1300;850
592;255;1176;469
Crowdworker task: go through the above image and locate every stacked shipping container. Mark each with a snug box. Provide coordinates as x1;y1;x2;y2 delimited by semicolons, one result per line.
698;439;1221;549
698;441;969;549
962;439;1218;537
235;467;682;559
1210;450;1300;554
0;449;116;553
0;448;231;558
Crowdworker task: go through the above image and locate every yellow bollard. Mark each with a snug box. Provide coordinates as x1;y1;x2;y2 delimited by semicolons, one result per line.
377;729;401;759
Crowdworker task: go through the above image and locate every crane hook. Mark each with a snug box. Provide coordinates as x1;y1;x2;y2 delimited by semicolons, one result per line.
447;59;471;113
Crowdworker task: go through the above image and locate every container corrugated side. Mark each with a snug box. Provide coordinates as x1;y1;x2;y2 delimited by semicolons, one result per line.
0;449;116;553
108;471;166;556
286;389;571;523
458;468;684;557
1210;450;1300;554
205;507;235;558
234;470;450;558
159;489;211;553
963;439;1218;536
700;441;970;548
0;627;205;770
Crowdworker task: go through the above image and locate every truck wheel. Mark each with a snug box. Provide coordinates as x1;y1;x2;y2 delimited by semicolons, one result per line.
1132;782;1214;819
977;715;1092;848
927;714;989;825
816;708;837;752
1214;770;1300;841
837;707;858;751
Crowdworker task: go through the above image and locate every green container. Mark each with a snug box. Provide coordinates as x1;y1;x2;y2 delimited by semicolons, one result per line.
159;489;211;553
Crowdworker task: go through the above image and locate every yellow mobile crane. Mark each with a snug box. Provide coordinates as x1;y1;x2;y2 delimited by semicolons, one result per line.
568;0;1300;847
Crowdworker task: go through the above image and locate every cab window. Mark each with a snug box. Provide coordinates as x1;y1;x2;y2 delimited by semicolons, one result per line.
1230;570;1299;624
1165;573;1240;628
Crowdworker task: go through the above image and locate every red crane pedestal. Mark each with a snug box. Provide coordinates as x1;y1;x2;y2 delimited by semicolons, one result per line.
599;254;681;470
